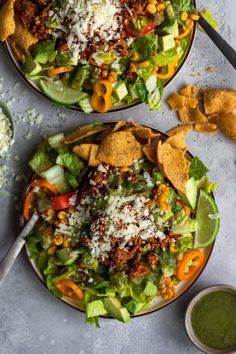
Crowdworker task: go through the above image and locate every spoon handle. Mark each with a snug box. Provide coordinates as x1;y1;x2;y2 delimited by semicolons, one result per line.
0;213;39;287
198;15;236;71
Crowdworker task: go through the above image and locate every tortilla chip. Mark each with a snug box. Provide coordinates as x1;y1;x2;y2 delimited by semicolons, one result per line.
194;123;218;134
178;106;207;123
142;146;157;164
88;144;100;167
207;114;219;124
166;93;186;111
7;37;25;61
166;125;193;136
97;131;143;167
157;142;188;192
203;90;236;114
131;127;161;140
73;144;92;161
113;121;126;132
0;0;16;41
167;93;198;111
165;132;187;150
217;112;236;141
10;14;38;57
179;85;193;97
64;125;109;144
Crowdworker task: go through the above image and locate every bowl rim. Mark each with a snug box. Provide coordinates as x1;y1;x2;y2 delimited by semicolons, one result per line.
2;0;197;114
20;122;215;319
185;284;236;354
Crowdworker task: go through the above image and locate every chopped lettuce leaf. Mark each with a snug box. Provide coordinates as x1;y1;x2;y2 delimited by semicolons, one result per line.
56;152;85;177
189;157;209;181
176;232;193;252
136;78;148;102
143;281;157;297
172;0;195;13
72;65;91;90
172;218;198;234
125;299;144;314
29;147;53;176
133;34;159;61
86;300;107;318
153;48;177;66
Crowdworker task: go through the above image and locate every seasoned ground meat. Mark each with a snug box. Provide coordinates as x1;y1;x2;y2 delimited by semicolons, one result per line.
129;261;149;279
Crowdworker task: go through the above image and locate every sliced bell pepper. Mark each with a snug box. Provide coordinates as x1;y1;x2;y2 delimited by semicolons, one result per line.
156;56;179;80
23;190;33;221
47;66;74;77
176;27;192;40
176;249;205;281
124;18;157;38
31;179;57;194
54;279;84;300
51;191;77;210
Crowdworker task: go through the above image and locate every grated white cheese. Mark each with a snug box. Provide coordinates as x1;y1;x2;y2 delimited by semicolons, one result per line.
0;107;14;155
52;0;124;58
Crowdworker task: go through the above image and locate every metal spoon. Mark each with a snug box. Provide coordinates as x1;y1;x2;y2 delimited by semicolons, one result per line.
0;212;39;287
198;14;236;71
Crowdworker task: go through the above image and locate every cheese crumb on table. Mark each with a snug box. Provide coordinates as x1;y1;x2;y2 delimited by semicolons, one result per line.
0;107;14;156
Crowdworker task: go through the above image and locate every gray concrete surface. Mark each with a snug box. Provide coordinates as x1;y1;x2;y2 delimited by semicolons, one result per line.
0;0;236;353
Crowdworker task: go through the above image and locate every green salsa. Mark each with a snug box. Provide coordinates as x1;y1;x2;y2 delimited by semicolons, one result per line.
191;290;236;350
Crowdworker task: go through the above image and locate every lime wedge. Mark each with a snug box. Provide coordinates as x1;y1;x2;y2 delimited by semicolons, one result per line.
39;80;87;105
194;190;220;248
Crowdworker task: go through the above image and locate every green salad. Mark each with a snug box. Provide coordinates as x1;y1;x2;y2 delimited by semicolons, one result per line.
24;122;220;326
16;0;198;112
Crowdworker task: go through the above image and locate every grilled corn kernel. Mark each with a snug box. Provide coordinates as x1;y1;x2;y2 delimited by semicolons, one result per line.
57;211;67;220
148;0;157;4
190;13;200;21
139;61;150;68
147;3;156;14
175;200;182;206
47;246;56;255
175;39;180;47
158;183;166;192
53;235;64;246
131;51;139;61
120;166;129;173
169;243;177;253
130;63;137;73
46;208;55;217
108;71;118;83
180;11;188;21
185;18;194;28
63;239;69;248
156;3;165;12
101;69;108;79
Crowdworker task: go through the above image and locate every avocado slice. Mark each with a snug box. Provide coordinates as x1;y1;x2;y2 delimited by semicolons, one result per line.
114;81;128;101
103;297;130;323
23;54;42;76
179;177;198;209
162;19;179;38
159;34;175;52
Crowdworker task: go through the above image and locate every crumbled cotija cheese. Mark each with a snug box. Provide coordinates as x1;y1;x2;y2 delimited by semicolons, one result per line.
52;0;123;58
0;107;14;155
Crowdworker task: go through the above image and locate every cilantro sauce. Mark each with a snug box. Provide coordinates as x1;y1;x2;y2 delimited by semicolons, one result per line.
191;290;236;350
